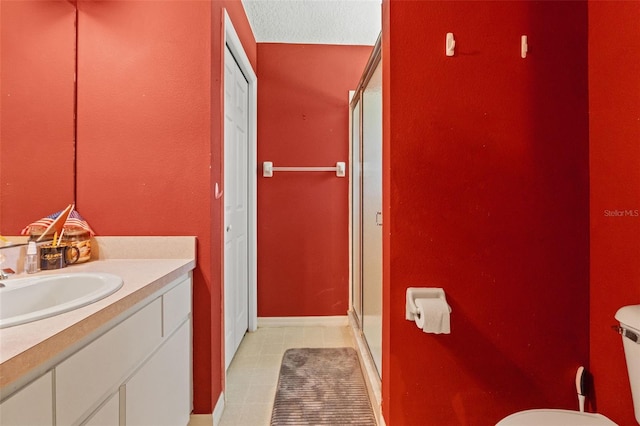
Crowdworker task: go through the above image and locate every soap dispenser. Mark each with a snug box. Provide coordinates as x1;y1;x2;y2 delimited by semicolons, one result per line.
25;241;38;274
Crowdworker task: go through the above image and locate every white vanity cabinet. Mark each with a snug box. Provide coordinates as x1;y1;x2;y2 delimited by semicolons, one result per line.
0;274;192;426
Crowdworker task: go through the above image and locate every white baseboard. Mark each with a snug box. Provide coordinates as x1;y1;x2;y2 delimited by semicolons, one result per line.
188;391;224;426
213;391;225;425
257;316;349;328
188;414;212;426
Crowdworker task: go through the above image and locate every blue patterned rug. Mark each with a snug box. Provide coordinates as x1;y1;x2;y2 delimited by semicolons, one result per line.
271;347;376;425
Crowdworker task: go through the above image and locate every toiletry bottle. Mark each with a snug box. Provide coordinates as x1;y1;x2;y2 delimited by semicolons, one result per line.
25;241;38;274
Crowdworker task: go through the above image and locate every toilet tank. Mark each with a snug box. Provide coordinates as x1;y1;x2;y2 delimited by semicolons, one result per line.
616;305;640;425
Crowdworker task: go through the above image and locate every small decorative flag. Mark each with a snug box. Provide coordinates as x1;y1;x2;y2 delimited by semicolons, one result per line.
21;208;95;236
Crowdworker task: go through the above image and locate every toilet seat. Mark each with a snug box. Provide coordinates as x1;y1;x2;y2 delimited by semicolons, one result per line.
496;409;618;426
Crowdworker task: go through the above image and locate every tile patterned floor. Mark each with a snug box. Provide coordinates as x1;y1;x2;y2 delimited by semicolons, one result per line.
218;326;356;426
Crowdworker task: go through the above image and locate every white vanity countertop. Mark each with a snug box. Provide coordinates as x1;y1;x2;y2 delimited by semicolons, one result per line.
0;236;196;392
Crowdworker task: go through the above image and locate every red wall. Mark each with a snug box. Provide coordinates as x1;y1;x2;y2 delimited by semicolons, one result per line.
256;43;372;317
588;2;640;424
382;1;590;424
6;1;637;424
74;0;255;414
0;0;75;233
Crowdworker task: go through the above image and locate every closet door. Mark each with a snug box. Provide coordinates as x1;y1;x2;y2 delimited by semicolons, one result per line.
224;45;250;369
361;61;383;376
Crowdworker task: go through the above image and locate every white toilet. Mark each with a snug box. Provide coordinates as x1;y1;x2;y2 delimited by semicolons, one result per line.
497;304;640;426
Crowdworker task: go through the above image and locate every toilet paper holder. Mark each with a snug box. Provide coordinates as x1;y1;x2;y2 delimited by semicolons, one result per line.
406;287;452;321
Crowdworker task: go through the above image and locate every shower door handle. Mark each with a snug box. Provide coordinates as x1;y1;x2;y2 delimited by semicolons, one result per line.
375;211;382;226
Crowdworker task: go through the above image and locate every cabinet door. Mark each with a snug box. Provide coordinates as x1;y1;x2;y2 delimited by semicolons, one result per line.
0;372;53;426
125;319;191;426
83;392;119;426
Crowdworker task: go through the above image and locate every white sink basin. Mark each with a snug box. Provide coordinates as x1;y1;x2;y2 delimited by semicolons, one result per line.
0;272;123;329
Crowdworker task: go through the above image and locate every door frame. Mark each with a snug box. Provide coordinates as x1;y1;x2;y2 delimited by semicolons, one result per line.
348;90;363;326
223;10;258;338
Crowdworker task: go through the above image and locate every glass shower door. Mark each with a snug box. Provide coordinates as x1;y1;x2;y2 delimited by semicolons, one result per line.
360;61;383;376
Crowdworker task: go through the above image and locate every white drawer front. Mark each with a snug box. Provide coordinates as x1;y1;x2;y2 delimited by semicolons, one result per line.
162;278;191;336
0;372;53;426
56;299;162;425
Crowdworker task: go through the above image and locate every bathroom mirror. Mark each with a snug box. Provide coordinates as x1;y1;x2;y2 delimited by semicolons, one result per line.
0;0;77;235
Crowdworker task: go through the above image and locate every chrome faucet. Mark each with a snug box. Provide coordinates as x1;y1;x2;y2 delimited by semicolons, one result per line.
0;249;16;280
0;268;14;286
0;268;15;280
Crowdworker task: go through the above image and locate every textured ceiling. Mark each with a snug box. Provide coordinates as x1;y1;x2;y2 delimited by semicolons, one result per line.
241;0;381;46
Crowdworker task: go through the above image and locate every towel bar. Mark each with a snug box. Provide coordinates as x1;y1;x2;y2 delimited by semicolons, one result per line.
263;161;345;177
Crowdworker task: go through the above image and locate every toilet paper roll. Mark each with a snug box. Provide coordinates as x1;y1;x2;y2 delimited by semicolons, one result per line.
414;298;451;334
